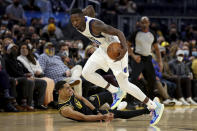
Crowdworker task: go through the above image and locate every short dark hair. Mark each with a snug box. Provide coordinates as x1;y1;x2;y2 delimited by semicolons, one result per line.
70;8;83;15
55;81;67;91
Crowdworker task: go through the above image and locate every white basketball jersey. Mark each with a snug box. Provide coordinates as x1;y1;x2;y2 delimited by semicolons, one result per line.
77;16;120;53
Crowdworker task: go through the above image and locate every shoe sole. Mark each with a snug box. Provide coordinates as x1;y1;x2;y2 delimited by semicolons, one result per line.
111;91;126;110
150;103;164;126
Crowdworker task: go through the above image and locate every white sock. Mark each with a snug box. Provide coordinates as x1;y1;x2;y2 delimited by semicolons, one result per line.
146;99;157;110
107;84;118;93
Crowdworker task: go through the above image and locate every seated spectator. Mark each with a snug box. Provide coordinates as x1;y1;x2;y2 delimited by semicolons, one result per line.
17;43;55;106
4;43;47;110
0;71;19;112
152;57;180;106
6;0;26;24
38;42;82;96
42;23;59;46
57;42;73;67
23;0;40;11
169;50;197;105
42;17;64;40
0;51;18;112
58;44;82;95
68;41;82;63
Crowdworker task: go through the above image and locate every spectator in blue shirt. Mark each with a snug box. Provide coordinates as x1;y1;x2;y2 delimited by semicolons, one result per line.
38;42;70;83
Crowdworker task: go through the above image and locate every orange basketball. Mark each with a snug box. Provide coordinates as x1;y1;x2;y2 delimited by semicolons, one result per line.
107;42;122;60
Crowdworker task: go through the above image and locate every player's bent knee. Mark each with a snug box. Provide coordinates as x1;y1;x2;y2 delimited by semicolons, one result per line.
82;68;89;79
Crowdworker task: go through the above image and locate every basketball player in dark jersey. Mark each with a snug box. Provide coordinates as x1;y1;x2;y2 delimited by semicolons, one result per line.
56;80;150;122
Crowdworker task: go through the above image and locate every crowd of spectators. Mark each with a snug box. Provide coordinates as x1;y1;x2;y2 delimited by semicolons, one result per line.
0;0;197;112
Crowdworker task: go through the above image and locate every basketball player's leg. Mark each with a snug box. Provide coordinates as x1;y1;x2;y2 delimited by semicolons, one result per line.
82;48;118;93
110;108;150;119
110;54;164;125
115;74;156;109
115;74;164;125
109;52;155;109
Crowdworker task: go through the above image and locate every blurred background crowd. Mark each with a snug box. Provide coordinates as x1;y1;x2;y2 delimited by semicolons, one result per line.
0;0;197;112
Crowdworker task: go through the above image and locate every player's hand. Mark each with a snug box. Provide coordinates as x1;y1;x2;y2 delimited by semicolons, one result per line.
103;113;114;122
133;54;141;63
114;48;127;62
108;113;114;121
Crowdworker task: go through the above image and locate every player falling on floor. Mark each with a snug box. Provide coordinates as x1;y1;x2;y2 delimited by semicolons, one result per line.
70;5;164;125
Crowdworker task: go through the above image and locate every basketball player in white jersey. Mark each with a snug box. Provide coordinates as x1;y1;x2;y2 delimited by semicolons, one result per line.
70;6;164;125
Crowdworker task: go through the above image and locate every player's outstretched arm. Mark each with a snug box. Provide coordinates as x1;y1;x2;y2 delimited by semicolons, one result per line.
60;106;107;122
82;5;95;17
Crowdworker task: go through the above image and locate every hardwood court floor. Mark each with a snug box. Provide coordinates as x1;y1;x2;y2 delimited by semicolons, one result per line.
0;106;197;131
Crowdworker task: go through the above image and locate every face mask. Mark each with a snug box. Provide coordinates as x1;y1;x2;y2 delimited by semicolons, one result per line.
28;43;32;50
78;42;83;50
61;51;67;57
63;50;69;56
183;50;189;56
177;56;183;62
192;51;197;57
45;48;55;56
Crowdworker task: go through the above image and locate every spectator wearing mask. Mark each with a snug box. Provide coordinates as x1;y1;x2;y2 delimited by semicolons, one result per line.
4;43;35;111
42;17;64;39
0;47;18;112
182;45;190;63
160;45;184;105
17;43;55;106
39;42;82;96
58;42;74;68
152;57;180;106
4;43;47;110
42;23;59;46
169;50;197;105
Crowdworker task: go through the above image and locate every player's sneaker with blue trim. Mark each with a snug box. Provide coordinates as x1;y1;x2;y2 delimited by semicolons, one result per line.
110;88;126;110
150;97;164;126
